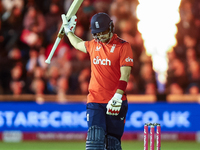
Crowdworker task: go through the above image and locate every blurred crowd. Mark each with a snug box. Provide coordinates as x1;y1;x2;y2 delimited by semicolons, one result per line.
0;0;200;102
166;0;200;95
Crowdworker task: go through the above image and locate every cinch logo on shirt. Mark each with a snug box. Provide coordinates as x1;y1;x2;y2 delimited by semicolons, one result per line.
93;56;111;66
125;57;133;62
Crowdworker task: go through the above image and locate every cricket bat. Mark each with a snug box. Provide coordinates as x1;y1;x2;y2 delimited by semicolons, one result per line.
45;0;83;64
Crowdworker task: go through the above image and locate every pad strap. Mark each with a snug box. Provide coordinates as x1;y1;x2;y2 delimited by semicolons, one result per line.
106;135;122;150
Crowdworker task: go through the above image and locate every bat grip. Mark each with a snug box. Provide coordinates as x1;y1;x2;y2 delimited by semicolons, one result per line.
58;25;65;38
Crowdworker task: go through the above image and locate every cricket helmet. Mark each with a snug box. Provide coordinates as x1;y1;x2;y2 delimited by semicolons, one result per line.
90;12;113;34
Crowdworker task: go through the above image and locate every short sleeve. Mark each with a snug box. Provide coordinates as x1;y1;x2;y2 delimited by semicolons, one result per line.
120;42;134;67
85;41;90;53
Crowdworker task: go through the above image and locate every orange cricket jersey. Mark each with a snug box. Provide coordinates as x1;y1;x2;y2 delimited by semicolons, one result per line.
85;34;133;103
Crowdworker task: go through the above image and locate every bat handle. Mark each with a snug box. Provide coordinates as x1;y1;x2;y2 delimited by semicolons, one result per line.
45;37;62;64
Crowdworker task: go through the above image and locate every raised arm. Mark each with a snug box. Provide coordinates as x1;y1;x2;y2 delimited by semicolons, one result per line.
67;32;87;53
61;14;87;53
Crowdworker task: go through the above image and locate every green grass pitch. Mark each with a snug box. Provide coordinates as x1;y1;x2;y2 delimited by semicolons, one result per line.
0;141;200;150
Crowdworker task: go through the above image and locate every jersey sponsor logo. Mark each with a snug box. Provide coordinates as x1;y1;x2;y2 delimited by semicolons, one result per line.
125;57;133;62
110;44;116;53
93;56;111;66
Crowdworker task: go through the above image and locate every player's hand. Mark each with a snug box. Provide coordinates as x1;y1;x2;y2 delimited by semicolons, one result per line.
106;94;122;116
61;14;77;35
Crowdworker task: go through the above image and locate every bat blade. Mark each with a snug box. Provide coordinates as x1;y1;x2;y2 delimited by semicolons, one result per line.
45;0;83;64
45;37;61;64
66;0;83;20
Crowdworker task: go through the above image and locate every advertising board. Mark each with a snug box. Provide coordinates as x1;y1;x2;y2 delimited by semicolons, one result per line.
0;102;199;132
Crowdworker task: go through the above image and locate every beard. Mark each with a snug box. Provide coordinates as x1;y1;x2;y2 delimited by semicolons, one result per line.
98;32;113;43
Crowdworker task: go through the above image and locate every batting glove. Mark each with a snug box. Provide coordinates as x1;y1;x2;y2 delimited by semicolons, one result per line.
61;14;77;35
106;93;122;116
